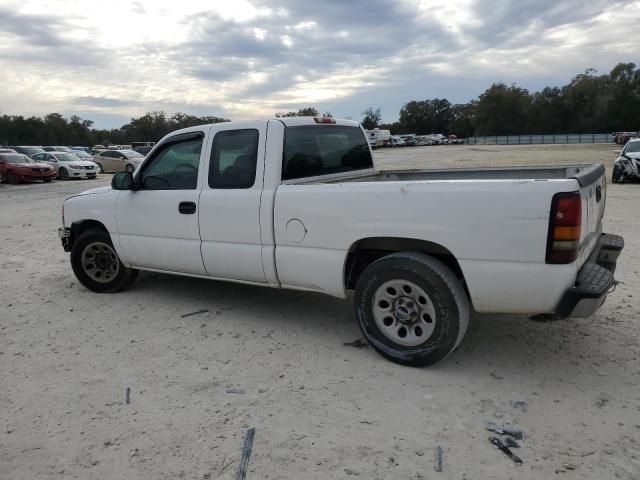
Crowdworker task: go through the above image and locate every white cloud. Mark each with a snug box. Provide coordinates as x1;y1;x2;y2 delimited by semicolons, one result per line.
0;0;638;127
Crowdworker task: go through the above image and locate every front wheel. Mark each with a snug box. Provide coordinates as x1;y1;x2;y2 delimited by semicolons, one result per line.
58;167;69;180
7;171;20;184
612;164;624;184
354;252;469;367
70;228;138;293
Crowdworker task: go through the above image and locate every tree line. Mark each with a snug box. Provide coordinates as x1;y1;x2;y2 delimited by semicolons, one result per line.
1;62;638;146
378;62;640;137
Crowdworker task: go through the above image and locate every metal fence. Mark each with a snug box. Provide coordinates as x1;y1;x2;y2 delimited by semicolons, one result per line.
467;133;612;145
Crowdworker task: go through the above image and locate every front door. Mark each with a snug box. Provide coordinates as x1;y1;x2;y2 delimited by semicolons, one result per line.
115;130;208;275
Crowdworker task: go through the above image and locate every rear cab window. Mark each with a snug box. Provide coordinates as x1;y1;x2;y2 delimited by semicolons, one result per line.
282;126;373;180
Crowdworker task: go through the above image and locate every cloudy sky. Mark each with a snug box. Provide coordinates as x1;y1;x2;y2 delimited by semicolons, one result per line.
0;0;639;128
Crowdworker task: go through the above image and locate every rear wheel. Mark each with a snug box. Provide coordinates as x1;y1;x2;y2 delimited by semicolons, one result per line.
97;163;104;173
71;228;138;293
125;164;135;174
354;252;469;367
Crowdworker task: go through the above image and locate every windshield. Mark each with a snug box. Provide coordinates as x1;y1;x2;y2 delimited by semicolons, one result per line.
1;154;31;164
73;151;91;158
18;147;45;155
54;146;73;152
56;153;82;162
122;150;144;158
283;126;373;180
623;141;640;154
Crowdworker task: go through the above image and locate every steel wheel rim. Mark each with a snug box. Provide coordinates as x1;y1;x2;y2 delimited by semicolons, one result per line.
81;241;119;283
372;279;437;347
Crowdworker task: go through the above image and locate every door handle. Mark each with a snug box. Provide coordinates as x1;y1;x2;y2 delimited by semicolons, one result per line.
178;201;197;214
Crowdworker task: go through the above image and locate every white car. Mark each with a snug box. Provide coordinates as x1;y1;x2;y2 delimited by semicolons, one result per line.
92;149;144;173
31;151;98;179
58;117;622;367
389;136;406;147
612;138;640;183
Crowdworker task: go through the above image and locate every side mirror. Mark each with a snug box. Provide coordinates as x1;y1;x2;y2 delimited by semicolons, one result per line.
112;171;134;190
614;150;621;154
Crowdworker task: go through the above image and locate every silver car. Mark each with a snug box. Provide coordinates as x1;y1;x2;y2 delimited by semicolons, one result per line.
31;152;98;179
93;149;144;173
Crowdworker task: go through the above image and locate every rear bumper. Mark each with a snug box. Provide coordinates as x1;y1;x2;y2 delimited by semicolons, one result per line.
555;233;624;318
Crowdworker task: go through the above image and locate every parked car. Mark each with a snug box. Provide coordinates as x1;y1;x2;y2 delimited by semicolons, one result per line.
447;134;464;145
0;153;56;183
92;149;145;173
43;146;74;152
389;136;406;147
9;146;45;156
415;135;432;146
133;146;153;156
612;131;639;145
58;117;622;367
612;138;640;183
0;148;17;154
31;152;98;179
399;134;417;146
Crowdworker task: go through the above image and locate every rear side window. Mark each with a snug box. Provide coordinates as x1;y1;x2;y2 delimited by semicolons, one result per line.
209;129;259;189
282;126;372;180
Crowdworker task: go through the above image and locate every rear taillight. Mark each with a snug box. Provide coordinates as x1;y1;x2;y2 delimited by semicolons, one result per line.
546;192;581;264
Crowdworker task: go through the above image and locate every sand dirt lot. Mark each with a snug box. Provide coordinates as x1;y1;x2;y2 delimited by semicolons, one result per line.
1;144;638;479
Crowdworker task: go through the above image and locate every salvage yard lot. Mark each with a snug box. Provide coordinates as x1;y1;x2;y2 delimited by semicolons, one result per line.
1;144;638;479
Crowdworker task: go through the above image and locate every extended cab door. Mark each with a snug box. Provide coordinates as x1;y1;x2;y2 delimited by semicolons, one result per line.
114;130;208;275
198;121;267;282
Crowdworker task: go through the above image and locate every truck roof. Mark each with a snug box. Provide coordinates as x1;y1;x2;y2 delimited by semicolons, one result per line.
156;118;362;143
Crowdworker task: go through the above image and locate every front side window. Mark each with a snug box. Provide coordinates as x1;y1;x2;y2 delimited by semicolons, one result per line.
282;126;373;180
140;135;203;190
209;129;259;189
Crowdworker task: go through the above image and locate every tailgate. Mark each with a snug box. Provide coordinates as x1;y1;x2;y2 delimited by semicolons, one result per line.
573;164;606;268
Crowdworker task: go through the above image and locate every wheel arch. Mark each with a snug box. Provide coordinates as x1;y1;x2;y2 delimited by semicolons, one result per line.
344;236;467;293
69;220;110;250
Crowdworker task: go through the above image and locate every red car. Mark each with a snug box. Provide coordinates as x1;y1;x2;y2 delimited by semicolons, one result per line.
0;153;56;184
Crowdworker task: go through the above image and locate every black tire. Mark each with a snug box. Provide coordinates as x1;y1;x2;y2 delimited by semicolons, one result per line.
354;252;469;367
70;227;138;293
125;164;135;173
44;178;52;183
7;171;20;184
97;163;104;173
58;167;69;180
611;165;624;184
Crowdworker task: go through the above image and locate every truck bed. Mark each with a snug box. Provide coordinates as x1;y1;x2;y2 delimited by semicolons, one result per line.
284;164;602;185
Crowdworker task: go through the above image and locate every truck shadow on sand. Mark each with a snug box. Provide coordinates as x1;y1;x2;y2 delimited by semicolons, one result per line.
123;271;619;377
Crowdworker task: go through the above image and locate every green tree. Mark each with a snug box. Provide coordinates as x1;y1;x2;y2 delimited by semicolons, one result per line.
361;107;382;130
474;83;532;135
275;107;319;117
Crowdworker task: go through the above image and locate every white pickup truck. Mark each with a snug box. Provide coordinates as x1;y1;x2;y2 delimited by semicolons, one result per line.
58;117;623;366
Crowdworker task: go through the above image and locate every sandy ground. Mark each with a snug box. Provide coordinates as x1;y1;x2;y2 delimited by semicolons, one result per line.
1;144;638;479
